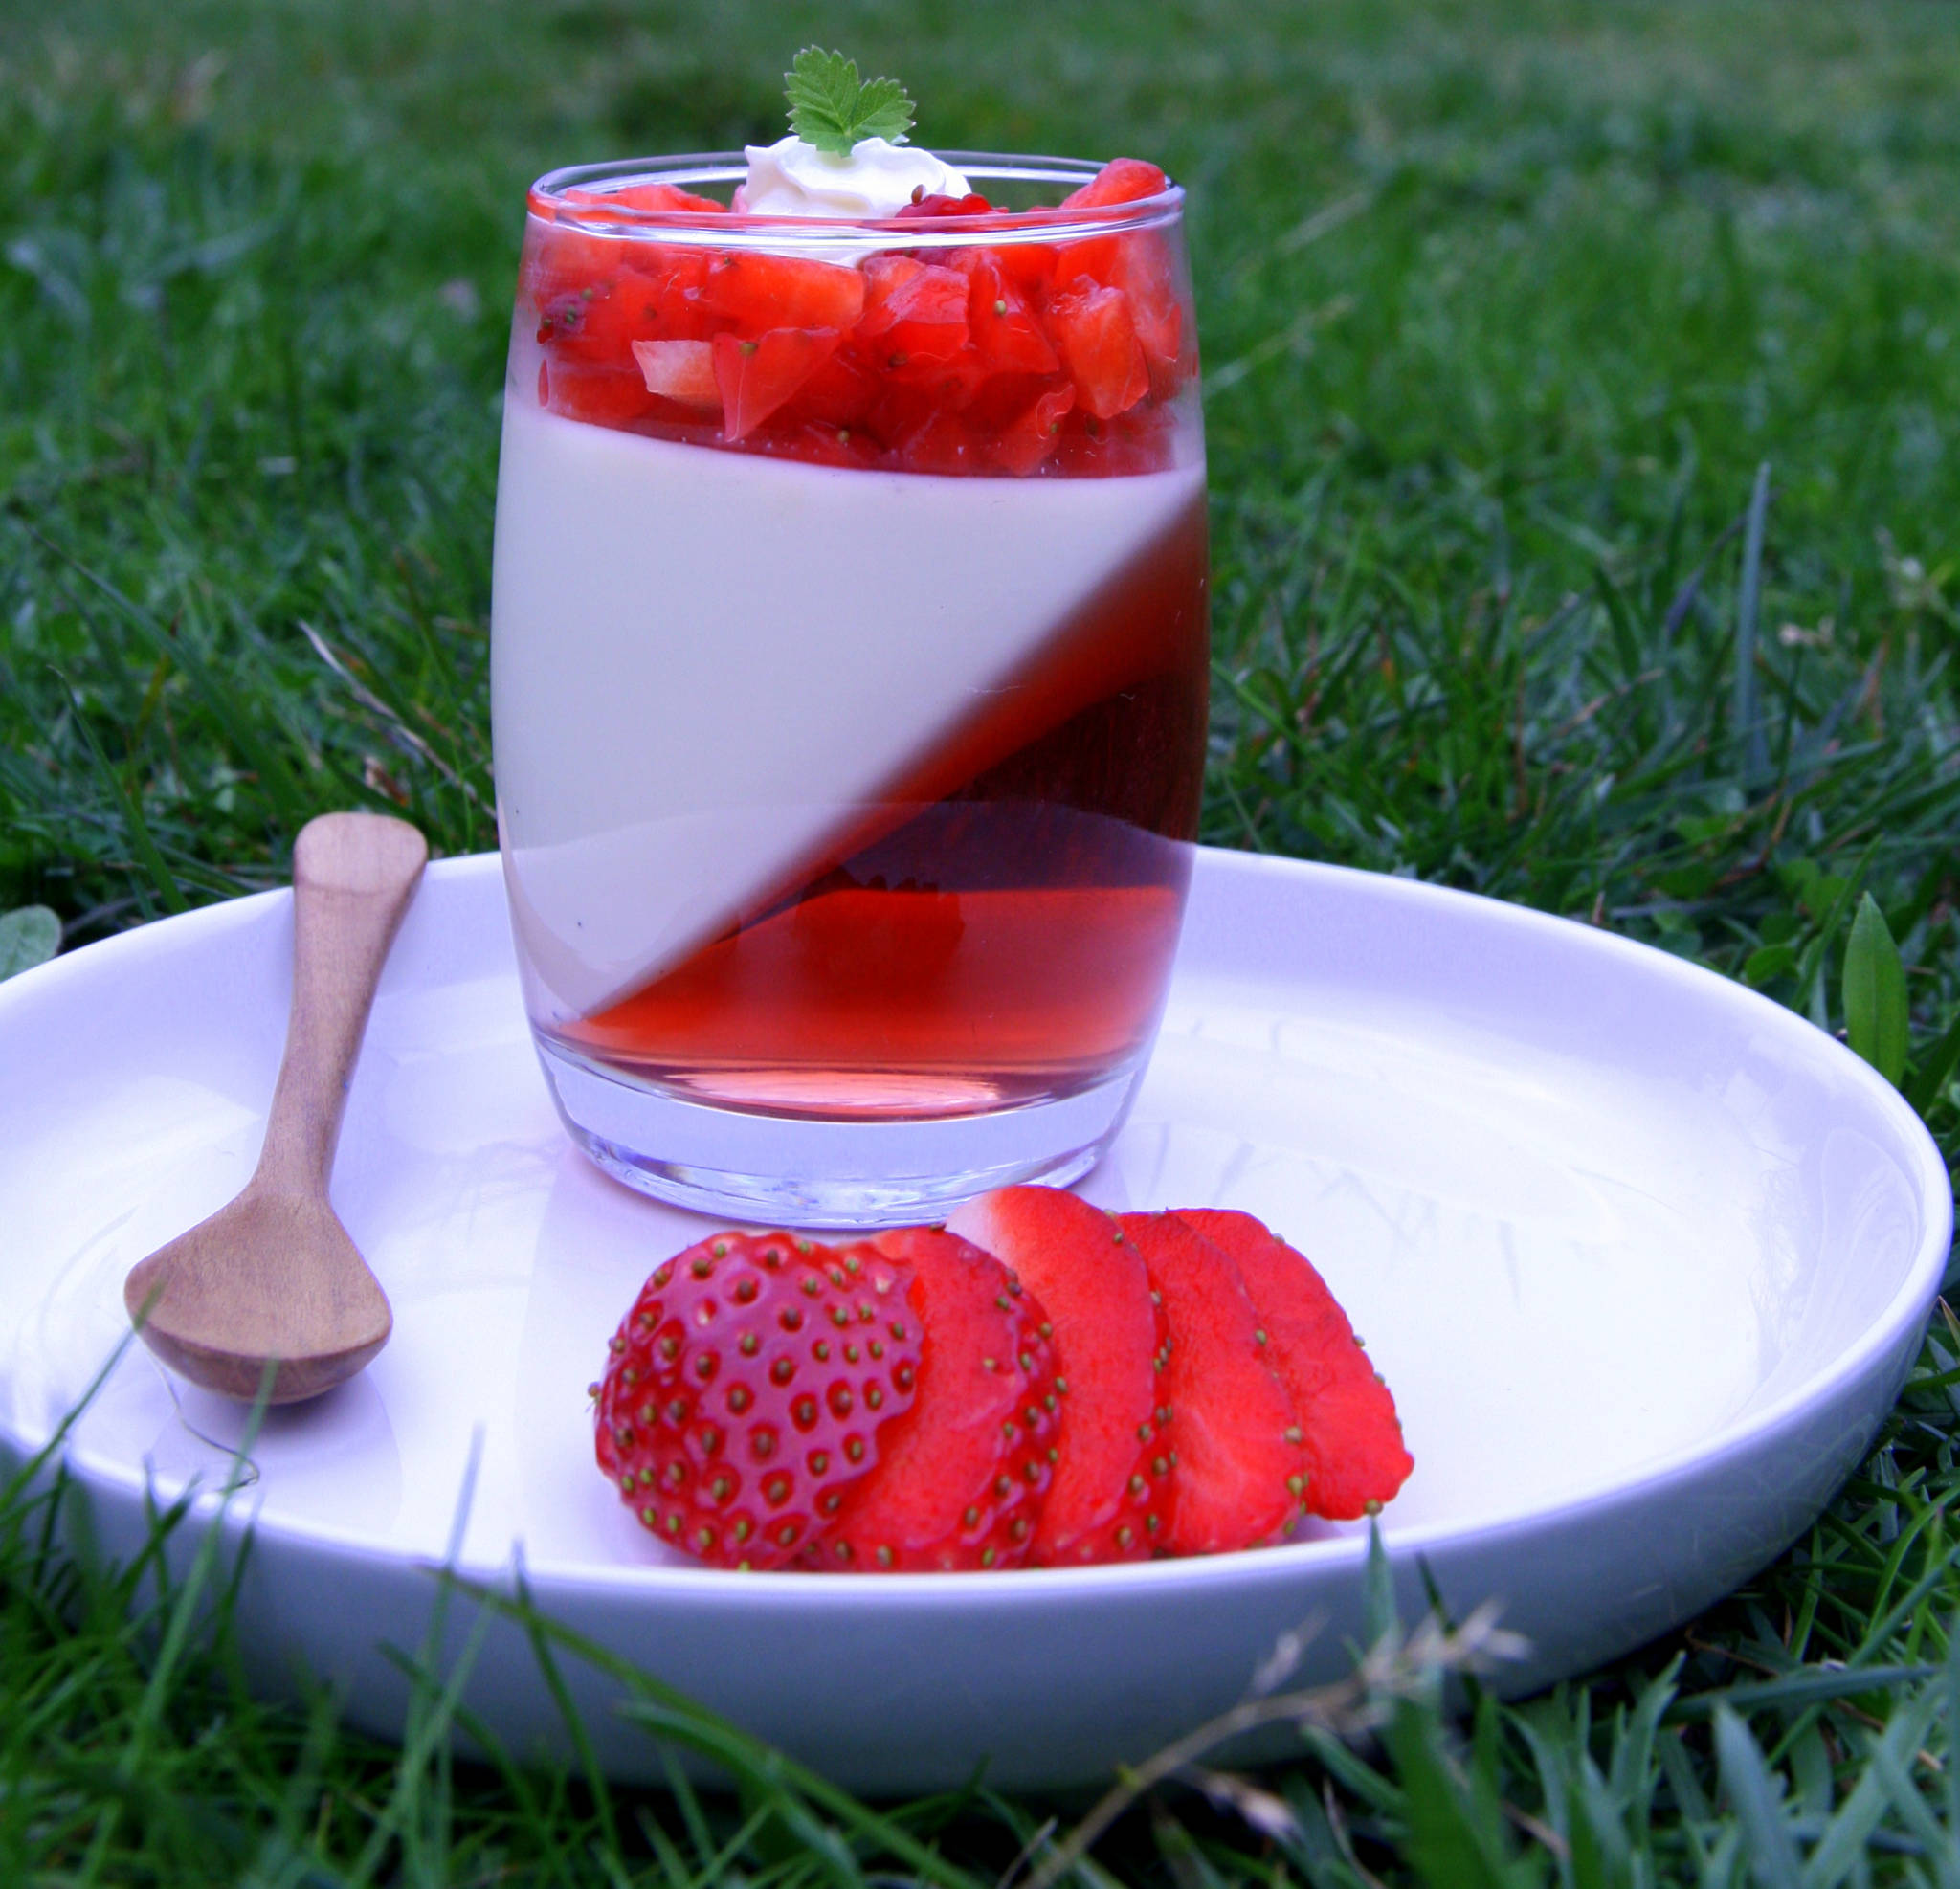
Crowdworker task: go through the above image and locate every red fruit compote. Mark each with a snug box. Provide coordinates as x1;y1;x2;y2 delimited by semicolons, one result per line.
491;148;1207;1224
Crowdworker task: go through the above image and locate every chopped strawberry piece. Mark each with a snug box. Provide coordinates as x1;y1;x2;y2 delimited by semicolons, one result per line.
894;190;994;219
779;343;880;429
562;181;726;215
991;383;1076;476
1108;233;1184;372
712;327;843;440
542;365;662;428
1046;278;1150;419
1115;1212;1308;1556
699;251;865;331
947;1188;1169;1563
632;338;720;411
1060;158;1169;210
1050;398;1179;476
814;1227;1058;1571
537;256;711;366
889;404;985;475
1175;1211;1413;1520
954;250;1060;377
763;421;880;470
593;1232;921;1569
858;254;969;369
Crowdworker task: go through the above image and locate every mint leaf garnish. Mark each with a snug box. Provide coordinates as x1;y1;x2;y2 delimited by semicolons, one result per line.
784;47;915;156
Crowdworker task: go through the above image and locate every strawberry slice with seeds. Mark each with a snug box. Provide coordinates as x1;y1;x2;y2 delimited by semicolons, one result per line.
953;250;1060;377
593;1231;921;1569
1176;1211;1413;1520
991;383;1076;476
699;250;865;331
1045;278;1150;419
814;1226;1058;1572
947;1188;1169;1563
712;327;844;440
858;254;970;370
1115;1212;1308;1556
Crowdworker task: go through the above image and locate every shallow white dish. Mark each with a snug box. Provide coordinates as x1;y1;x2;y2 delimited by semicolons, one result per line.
0;849;1947;1792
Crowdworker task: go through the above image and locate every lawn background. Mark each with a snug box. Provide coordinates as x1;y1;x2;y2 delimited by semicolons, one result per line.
4;0;1960;1880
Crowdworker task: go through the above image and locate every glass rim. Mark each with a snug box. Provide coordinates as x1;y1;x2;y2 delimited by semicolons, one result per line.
527;149;1185;247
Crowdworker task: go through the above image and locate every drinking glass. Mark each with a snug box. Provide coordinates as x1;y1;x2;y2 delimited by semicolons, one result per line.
491;151;1207;1224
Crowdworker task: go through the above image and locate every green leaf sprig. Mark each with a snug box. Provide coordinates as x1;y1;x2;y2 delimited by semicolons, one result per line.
784;47;915;156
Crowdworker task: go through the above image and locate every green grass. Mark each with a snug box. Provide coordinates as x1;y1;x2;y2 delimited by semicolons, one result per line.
4;0;1960;1879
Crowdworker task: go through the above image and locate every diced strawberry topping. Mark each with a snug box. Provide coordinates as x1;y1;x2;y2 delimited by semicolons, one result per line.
593;1232;921;1569
947;1188;1169;1563
1046;278;1150;419
1175;1211;1413;1520
712;327;844;440
523;155;1191;475
632;338;720;411
1115;1212;1308;1556
1060;158;1169;210
814;1227;1058;1571
699;250;866;331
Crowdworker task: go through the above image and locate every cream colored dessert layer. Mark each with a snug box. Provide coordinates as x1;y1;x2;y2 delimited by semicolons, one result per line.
491;395;1206;1021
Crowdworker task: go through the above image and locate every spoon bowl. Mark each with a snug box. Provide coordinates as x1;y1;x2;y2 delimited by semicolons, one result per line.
124;1195;392;1405
122;811;426;1404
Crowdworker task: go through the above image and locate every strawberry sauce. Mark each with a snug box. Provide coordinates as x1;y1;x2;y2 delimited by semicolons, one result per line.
552;495;1208;1117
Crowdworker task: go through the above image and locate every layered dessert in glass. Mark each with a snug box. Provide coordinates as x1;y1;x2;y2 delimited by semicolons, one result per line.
492;86;1207;1222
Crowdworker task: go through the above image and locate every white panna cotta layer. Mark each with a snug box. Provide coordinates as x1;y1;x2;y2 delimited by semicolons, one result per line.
491;396;1205;1022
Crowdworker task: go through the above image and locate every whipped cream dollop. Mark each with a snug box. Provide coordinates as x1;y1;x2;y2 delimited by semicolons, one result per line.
742;135;971;219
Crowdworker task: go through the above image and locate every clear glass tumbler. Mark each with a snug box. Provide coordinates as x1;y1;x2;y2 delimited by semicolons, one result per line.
491;151;1208;1224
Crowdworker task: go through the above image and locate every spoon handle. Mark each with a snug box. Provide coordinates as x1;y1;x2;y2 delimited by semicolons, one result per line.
253;812;428;1197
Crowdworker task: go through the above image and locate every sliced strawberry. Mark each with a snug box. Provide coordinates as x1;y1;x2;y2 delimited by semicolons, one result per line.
1060;158;1169;211
1045;278;1150;420
814;1227;1058;1571
857;254;969;369
699;251;865;331
712;327;843;440
1175;1211;1413;1520
991;383;1077;476
1115;1212;1307;1556
947;1188;1169;1563
633;338;720;411
593;1232;921;1569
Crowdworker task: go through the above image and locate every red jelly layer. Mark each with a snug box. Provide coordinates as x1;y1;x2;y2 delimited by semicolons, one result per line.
552;495;1210;1117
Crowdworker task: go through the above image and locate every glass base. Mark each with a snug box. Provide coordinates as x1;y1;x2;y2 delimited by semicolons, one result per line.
533;1036;1141;1227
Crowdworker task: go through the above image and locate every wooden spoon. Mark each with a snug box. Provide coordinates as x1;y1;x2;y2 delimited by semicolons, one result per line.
123;811;428;1405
